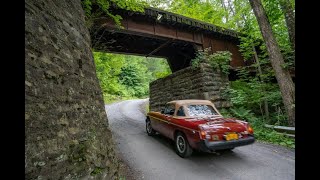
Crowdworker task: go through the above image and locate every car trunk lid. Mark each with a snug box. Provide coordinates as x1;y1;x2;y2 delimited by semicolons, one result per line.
188;117;247;134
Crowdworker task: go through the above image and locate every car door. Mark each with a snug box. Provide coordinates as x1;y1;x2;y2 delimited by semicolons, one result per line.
161;104;185;140
158;103;175;137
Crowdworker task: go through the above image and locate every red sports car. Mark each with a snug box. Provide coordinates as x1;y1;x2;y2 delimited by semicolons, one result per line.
146;100;255;158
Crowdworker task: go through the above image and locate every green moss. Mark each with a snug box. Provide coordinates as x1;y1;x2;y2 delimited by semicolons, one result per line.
90;167;104;176
68;143;87;163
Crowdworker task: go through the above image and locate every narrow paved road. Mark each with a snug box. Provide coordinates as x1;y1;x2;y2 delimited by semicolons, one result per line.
105;99;295;180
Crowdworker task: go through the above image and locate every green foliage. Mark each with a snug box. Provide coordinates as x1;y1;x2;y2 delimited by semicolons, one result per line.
230;107;255;121
81;0;147;27
209;51;232;74
119;62;149;97
145;57;172;79
252;121;295;148
94;52;126;97
191;48;232;75
254;127;295;148
219;77;293;147
82;0;93;17
94;52;171;103
169;0;229;28
223;78;285;123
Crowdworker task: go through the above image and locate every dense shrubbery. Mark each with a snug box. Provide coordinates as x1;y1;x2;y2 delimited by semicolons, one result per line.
94;52;171;103
191;48;232;75
220;67;294;148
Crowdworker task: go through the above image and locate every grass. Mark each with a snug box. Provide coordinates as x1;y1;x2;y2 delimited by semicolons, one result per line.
252;124;295;148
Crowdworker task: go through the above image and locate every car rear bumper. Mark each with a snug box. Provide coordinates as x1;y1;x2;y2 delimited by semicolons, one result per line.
197;136;255;152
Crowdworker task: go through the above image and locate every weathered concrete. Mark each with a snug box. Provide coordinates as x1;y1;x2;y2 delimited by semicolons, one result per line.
25;0;121;179
150;63;231;112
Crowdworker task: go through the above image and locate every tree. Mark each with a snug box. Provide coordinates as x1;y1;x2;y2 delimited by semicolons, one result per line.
94;52;171;102
249;0;295;126
278;0;295;50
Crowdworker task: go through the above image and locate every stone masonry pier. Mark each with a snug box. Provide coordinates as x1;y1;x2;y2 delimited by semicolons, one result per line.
150;63;231;112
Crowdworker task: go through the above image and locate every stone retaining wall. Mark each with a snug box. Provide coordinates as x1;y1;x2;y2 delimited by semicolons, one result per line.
150;63;231;112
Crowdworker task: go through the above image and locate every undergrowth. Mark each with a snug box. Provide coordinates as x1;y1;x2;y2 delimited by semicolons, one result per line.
220;108;295;149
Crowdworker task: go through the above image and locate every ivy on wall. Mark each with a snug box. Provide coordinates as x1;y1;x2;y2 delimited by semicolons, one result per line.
191;48;232;75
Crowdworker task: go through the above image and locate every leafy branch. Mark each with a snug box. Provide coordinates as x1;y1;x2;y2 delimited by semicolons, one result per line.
81;0;147;28
191;48;232;75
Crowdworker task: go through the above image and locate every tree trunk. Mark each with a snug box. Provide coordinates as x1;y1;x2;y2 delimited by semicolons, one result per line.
279;0;295;50
252;45;270;122
249;0;295;126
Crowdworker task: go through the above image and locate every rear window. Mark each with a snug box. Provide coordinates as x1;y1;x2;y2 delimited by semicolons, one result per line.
187;105;218;117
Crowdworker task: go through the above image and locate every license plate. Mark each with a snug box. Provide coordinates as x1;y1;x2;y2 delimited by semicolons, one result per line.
225;133;238;141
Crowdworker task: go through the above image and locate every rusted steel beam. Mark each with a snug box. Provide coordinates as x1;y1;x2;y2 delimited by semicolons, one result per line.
146;39;173;57
97;16;204;45
91;9;247;71
141;7;240;39
97;50;166;59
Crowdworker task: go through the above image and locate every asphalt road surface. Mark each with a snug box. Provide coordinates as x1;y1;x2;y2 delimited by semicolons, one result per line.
105;99;295;180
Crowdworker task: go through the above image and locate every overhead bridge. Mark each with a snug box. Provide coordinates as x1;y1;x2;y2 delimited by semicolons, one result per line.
91;7;247;72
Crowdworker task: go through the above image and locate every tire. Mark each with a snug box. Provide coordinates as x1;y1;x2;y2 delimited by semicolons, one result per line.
146;118;156;136
175;132;193;158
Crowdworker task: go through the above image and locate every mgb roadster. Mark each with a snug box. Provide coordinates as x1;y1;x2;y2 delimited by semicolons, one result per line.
146;100;255;157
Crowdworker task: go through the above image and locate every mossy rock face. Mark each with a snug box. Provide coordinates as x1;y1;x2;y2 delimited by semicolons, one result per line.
91;167;104;176
68;143;87;163
25;0;121;179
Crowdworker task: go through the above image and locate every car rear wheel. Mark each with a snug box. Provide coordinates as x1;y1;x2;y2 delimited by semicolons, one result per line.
146;118;156;136
175;132;193;158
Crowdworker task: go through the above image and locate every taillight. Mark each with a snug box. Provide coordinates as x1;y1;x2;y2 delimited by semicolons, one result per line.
199;124;212;140
200;131;206;139
247;124;254;134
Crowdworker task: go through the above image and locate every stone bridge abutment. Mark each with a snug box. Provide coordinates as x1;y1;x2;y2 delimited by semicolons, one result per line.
150;63;231;112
